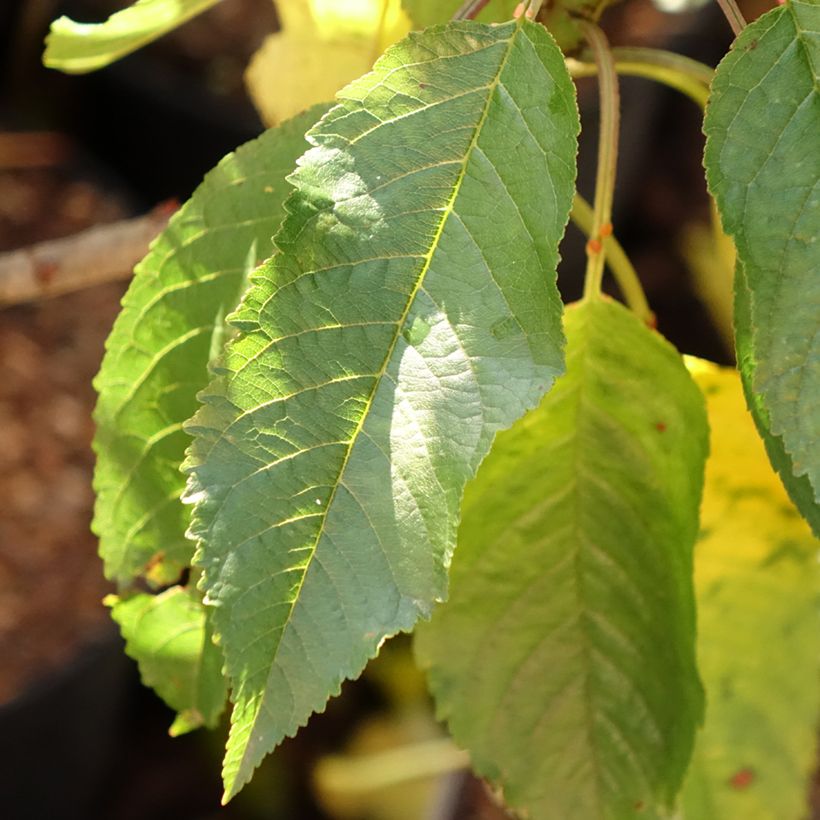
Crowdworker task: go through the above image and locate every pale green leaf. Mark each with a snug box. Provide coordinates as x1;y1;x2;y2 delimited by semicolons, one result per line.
734;262;820;534
184;19;579;800
703;0;820;503
414;299;708;820
93;105;329;585
108;585;227;735
401;0;519;27
682;359;820;819
44;0;223;74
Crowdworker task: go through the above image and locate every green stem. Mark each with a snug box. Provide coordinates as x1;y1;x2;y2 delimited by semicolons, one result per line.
571;194;653;325
568;47;713;109
453;0;492;19
371;0;391;63
579;21;620;302
525;0;546;17
715;0;746;37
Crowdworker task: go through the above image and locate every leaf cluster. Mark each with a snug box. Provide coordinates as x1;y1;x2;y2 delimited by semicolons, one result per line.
42;0;820;816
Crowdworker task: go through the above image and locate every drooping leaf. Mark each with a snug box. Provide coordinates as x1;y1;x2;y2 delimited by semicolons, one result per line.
734;262;820;534
184;18;579;800
246;0;410;126
703;1;820;503
108;586;227;735
43;0;222;74
401;0;519;27
414;298;708;820
93;105;329;586
682;359;820;819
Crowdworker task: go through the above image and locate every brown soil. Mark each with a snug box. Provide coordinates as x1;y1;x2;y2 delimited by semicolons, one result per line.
0;165;127;703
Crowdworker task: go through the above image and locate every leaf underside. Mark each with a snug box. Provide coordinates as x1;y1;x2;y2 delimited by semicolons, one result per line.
704;0;820;505
734;262;820;534
93;106;328;586
184;18;579;800
415;299;708;820
44;0;222;74
109;586;227;735
682;360;820;819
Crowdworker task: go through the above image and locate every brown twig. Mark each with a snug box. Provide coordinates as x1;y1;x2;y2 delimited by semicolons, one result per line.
0;203;176;307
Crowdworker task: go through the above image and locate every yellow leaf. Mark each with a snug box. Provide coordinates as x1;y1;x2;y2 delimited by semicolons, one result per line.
682;358;820;819
247;0;410;125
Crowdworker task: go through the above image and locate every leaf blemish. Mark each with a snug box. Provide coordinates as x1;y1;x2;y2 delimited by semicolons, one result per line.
729;767;755;790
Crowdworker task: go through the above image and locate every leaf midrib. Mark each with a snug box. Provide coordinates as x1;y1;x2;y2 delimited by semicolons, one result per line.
234;17;527;776
560;307;659;815
565;312;612;819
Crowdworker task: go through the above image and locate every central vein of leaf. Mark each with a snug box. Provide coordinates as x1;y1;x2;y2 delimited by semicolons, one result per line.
262;20;524;689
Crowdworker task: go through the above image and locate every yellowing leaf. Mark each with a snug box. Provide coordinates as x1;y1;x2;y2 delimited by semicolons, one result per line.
310;0;408;41
247;0;410;125
682;358;820;819
44;0;222;74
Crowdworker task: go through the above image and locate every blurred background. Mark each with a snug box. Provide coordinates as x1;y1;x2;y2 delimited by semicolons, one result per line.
0;0;781;817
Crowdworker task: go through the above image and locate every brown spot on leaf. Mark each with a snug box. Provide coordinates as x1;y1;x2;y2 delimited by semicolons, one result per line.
729;767;755;790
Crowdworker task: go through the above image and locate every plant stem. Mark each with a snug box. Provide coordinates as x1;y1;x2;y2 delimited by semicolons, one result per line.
568;47;713;109
453;0;492;19
371;0;391;63
570;194;653;325
715;0;746;37
525;0;545;17
579;21;620;302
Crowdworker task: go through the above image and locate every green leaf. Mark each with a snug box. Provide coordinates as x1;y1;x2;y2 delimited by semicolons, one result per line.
93;105;329;585
108;585;228;735
734;262;820;534
682;359;820;820
184;18;579;801
44;0;223;74
703;1;820;503
401;0;519;27
415;299;708;820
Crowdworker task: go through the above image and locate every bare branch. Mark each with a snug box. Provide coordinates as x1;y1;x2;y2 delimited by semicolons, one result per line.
0;204;175;307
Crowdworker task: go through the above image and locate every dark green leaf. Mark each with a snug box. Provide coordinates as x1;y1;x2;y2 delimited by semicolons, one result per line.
704;1;820;505
415;299;708;820
735;262;820;534
93;106;329;585
184;19;579;800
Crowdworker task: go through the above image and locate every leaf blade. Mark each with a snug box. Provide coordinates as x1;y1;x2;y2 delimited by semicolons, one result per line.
108;586;227;734
415;299;708;819
93;106;329;585
682;359;820;819
44;0;222;74
185;19;579;800
734;262;820;534
703;1;820;502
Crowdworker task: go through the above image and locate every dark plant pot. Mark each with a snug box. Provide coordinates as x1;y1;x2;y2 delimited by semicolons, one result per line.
0;626;129;820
